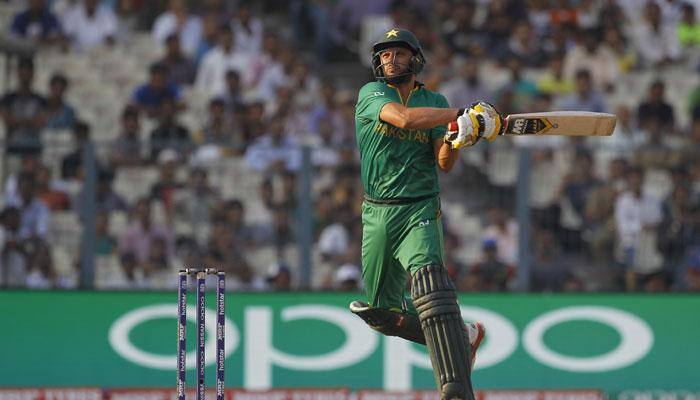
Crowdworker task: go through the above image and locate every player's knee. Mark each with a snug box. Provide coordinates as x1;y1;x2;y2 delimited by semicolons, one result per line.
411;264;460;317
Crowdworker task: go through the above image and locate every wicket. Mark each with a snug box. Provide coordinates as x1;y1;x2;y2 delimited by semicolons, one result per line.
177;268;225;400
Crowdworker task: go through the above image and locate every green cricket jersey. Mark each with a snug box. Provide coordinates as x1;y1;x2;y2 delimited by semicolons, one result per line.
355;81;449;200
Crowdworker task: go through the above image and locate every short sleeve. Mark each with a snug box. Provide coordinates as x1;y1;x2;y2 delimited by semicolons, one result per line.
355;82;401;123
430;93;450;140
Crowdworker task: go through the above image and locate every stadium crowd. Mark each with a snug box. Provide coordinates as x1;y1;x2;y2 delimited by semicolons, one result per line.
2;0;700;293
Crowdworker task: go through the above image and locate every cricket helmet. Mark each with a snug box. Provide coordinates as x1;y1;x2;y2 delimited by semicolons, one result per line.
372;28;426;83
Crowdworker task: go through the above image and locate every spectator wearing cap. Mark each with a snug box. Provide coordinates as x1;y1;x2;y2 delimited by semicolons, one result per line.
149;97;192;161
61;0;117;51
5;171;49;240
152;0;202;57
466;239;511;292
631;2;681;67
110;106;143;167
132;63;183;119
45;74;76;130
556;69;607;113
196;24;253;98
1;57;47;155
10;0;64;45
563;28;619;93
158;33;197;86
334;263;361;291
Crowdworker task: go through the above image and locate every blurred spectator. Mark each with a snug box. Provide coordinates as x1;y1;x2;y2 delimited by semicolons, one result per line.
557;150;600;252
537;53;574;97
193;11;220;65
10;0;64;45
503;21;544;67
35;164;70;211
584;157;628;265
466;239;510;292
152;0;202;56
220;199;255;251
45;74;76;130
24;238;56;288
633;117;683;170
257;47;296;102
530;229;581;292
0;207;26;287
310;117;341;167
196;24;253;98
563;28;619;92
114;0;141;41
602;27;637;73
289;0;332;63
318;209;351;265
150;149;183;213
631;1;681;67
220;70;246;114
149;97;192;161
498;58;538;113
62;0;117;51
678;3;700;48
658;184;698;269
682;246;700;291
605;105;646;156
482;207;518;266
115;252;151;289
231;2;264;55
442;0;483;57
118;197;174;264
158;33;197;86
60;121;93;180
74;170;128;214
109;106;143;167
308;81;342;137
143;236;170;274
637;80;675;131
244;117;301;172
194;98;243;155
266;261;292;291
94;210;117;256
333;263;361;291
131;62;183;119
614;167;664;291
556;69;607;112
440;57;493;109
5;171;48;239
173;168;220;244
289;61;321;110
1;57;47;155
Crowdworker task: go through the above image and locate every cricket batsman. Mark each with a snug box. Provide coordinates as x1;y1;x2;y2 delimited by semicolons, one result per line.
350;28;502;400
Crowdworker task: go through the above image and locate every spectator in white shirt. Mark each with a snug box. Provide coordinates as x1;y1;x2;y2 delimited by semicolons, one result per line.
231;2;263;55
563;29;619;92
152;0;202;57
631;1;681;67
5;171;49;239
614;167;663;290
244;116;300;172
482;207;519;266
62;0;117;51
196;24;253;98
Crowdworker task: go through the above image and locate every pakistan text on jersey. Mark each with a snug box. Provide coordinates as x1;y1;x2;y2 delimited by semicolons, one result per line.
374;123;430;143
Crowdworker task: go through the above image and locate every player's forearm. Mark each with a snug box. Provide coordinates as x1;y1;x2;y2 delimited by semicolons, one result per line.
437;141;459;173
382;103;459;130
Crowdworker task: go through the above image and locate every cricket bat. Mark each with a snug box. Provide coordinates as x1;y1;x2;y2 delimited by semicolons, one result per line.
501;111;616;136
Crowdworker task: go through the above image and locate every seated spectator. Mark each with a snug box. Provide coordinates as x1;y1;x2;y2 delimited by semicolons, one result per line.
658;184;698;268
631;1;681;66
149;98;192;161
194;98;243;155
196;24;253;98
172;167;220;244
614;167;664;291
556;69;607;112
333;263;361;291
497;58;539;113
678;3;700;48
604;105;646;156
24;238;56;289
109;106;143;167
482;207;518;266
45;74;76;130
193;11;219;65
530;229;581;292
230;2;264;55
80;170;129;214
0;207;26;287
4;172;48;240
219;199;255;251
159;33;196;86
442;1;484;56
94;210;116;256
61;121;94;180
557;150;600;252
466;239;511;292
35;164;70;211
117;252;152;289
220;70;246;115
637;80;675;131
61;0;117;51
633;117;683;170
244;117;300;172
1;57;47;155
152;0;202;57
119;198;174;264
502;21;544;67
143;236;170;274
132;63;183;118
440;57;494;111
563;28;619;92
310;117;340;167
265;261;292;291
318;210;351;265
256;47;296;103
10;0;64;45
150;149;183;213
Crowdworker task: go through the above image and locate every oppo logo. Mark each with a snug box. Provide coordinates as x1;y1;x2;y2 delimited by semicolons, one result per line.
109;305;653;390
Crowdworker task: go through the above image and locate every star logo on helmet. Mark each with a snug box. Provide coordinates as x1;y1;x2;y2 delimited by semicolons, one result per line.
386;29;399;38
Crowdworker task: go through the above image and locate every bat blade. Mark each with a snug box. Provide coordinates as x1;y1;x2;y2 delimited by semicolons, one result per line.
502;111;617;136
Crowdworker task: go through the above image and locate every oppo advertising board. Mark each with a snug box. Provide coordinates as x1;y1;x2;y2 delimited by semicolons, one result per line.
0;291;698;392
